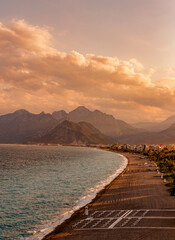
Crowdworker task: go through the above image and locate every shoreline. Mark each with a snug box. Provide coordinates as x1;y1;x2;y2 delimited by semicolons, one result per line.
42;151;175;240
39;151;129;240
29;150;128;240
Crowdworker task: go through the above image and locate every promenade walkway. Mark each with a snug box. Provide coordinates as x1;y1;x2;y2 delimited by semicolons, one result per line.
44;152;175;240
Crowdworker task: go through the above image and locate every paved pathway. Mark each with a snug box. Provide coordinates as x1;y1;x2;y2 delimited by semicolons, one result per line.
44;152;175;240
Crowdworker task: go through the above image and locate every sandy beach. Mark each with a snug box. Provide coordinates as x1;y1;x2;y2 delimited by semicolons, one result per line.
43;152;175;240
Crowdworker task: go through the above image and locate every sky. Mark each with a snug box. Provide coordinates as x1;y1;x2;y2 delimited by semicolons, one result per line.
1;0;175;122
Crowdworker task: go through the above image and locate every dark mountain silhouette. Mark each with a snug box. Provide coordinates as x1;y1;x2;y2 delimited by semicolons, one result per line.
37;120;114;145
52;110;67;120
0;107;147;144
52;106;145;138
3;106;175;145
0;109;58;143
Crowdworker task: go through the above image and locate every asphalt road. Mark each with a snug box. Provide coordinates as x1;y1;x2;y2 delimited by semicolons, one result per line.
43;152;175;240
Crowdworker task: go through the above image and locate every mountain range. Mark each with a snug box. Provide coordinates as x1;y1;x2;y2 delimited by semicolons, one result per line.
121;122;175;145
132;114;175;132
0;106;145;144
0;110;58;143
37;120;114;145
52;106;145;138
1;106;175;145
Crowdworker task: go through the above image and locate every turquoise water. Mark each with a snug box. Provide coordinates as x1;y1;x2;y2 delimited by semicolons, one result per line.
0;145;127;240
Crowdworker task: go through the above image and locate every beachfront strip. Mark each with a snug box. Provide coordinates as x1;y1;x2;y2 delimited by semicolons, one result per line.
43;152;175;240
112;143;175;152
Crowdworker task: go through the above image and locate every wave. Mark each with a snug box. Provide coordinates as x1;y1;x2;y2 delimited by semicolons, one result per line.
26;153;128;240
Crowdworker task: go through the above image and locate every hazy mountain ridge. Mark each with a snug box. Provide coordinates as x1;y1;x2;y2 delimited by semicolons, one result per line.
52;110;67;120
1;106;175;144
0;107;119;144
120;123;175;145
0;109;58;143
53;106;146;138
132;114;175;132
36;120;114;145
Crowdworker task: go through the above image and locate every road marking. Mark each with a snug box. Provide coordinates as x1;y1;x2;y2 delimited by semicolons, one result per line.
91;219;103;228
130;209;140;217
101;218;113;228
127;217;175;219
121;217;132;227
108;210;133;229
90;211;97;217
133;217;142;226
73;209;175;230
132;209;149;226
142;210;149;216
98;211;106;217
72;219;86;228
134;209;175;211
76;226;175;230
113;210;124;218
105;210;115;217
79;221;89;228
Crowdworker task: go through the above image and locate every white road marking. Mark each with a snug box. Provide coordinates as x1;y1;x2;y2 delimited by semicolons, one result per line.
91;219;103;228
127;217;175;219
98;211;106;217
81;219;93;228
113;210;124;218
90;211;97;217
72;219;86;228
142;210;149;216
105;210;115;217
132;217;142;226
76;226;175;230
121;218;132;227
132;209;149;226
101;219;113;228
73;209;175;230
130;209;140;217
108;210;133;229
134;209;175;211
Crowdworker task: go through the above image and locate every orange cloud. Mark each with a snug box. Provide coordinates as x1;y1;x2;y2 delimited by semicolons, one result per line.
0;19;175;122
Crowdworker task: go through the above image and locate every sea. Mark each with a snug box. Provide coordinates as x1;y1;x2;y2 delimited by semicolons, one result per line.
0;144;127;240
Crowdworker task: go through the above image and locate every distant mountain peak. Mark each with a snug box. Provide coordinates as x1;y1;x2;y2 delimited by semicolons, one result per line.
36;119;114;145
52;110;68;120
67;106;143;138
93;109;115;118
61;119;74;125
14;109;30;115
0;106;146;144
52;110;67;115
94;109;101;113
71;106;90;113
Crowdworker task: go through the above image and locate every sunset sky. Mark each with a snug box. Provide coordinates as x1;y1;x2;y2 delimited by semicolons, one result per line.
1;0;175;122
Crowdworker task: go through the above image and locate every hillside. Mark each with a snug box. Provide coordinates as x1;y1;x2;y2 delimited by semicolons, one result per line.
52;106;146;138
37;120;114;145
0;110;58;143
0;107;144;144
52;110;67;120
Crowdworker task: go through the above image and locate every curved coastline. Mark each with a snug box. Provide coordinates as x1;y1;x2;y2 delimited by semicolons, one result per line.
42;151;175;240
28;151;128;240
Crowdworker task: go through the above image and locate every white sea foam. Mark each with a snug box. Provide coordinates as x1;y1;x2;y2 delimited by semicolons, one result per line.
27;153;128;240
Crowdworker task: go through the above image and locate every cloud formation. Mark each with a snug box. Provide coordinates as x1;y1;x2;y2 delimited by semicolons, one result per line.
0;20;175;122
